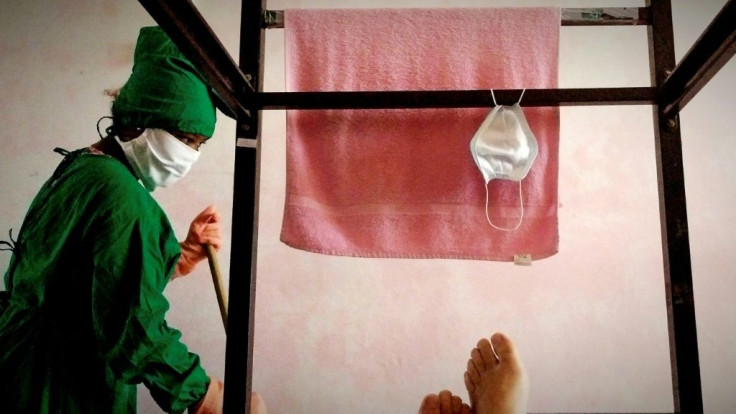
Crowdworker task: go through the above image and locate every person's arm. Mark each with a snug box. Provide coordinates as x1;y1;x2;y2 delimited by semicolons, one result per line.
86;190;211;412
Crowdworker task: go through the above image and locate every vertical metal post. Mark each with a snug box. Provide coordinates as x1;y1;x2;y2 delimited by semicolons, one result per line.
223;0;264;413
647;1;703;412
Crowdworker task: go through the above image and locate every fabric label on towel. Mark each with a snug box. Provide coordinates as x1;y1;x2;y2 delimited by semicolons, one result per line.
514;254;533;266
282;7;561;261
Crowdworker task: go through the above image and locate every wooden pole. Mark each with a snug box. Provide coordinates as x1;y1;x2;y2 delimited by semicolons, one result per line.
205;244;228;332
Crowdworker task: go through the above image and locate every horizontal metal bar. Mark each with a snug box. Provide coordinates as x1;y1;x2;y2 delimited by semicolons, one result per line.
262;8;650;29
137;0;253;120
254;87;656;109
661;0;736;115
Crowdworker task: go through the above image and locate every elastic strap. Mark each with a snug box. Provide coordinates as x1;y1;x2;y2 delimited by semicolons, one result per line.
490;88;526;106
517;88;526;104
484;181;524;231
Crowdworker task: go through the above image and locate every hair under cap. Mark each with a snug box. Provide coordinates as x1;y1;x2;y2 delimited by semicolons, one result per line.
112;26;216;138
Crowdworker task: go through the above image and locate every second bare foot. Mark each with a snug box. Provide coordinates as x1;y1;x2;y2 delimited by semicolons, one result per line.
418;390;471;414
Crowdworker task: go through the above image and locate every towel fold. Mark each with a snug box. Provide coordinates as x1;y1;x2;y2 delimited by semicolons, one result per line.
282;7;560;261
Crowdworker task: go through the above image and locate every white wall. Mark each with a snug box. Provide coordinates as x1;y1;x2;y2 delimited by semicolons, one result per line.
1;1;733;413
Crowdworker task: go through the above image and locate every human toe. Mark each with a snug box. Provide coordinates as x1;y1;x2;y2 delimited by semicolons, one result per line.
477;337;499;367
438;390;454;413
490;332;519;364
418;393;440;414
451;393;472;414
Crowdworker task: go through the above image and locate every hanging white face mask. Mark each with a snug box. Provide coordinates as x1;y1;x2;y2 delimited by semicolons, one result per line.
469;90;538;231
115;128;200;192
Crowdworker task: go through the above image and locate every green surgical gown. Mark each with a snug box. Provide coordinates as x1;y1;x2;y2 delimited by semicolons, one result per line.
0;149;209;413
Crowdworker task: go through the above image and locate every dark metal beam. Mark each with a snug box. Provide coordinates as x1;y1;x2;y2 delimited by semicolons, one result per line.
648;0;703;413
223;2;265;414
262;7;650;28
137;0;253;120
254;87;656;110
224;142;258;414
661;0;736;116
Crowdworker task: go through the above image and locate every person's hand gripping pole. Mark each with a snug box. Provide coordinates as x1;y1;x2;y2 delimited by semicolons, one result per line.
175;205;228;330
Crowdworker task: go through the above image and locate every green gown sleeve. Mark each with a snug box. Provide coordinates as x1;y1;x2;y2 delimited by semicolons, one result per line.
83;160;209;413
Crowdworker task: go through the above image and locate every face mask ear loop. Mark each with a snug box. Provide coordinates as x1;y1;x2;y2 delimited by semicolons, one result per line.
484;181;524;232
516;88;526;105
96;116;114;140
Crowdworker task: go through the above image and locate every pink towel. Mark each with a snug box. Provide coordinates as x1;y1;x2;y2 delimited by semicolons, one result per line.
282;8;560;261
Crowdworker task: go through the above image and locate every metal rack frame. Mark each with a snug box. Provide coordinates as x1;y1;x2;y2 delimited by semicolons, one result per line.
136;0;736;412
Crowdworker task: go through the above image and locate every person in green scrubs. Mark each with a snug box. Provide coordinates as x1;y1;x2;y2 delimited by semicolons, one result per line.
0;26;265;414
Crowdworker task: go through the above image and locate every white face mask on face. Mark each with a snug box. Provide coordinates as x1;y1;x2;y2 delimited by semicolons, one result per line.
115;128;200;192
469;90;538;231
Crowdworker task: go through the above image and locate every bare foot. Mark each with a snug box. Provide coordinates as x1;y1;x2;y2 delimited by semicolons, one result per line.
250;392;268;414
463;333;529;414
418;390;472;414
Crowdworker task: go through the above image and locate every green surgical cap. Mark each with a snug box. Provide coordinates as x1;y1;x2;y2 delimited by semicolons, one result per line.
112;26;216;138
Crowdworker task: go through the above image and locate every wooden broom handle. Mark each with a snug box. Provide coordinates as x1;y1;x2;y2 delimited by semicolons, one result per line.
205;244;228;332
